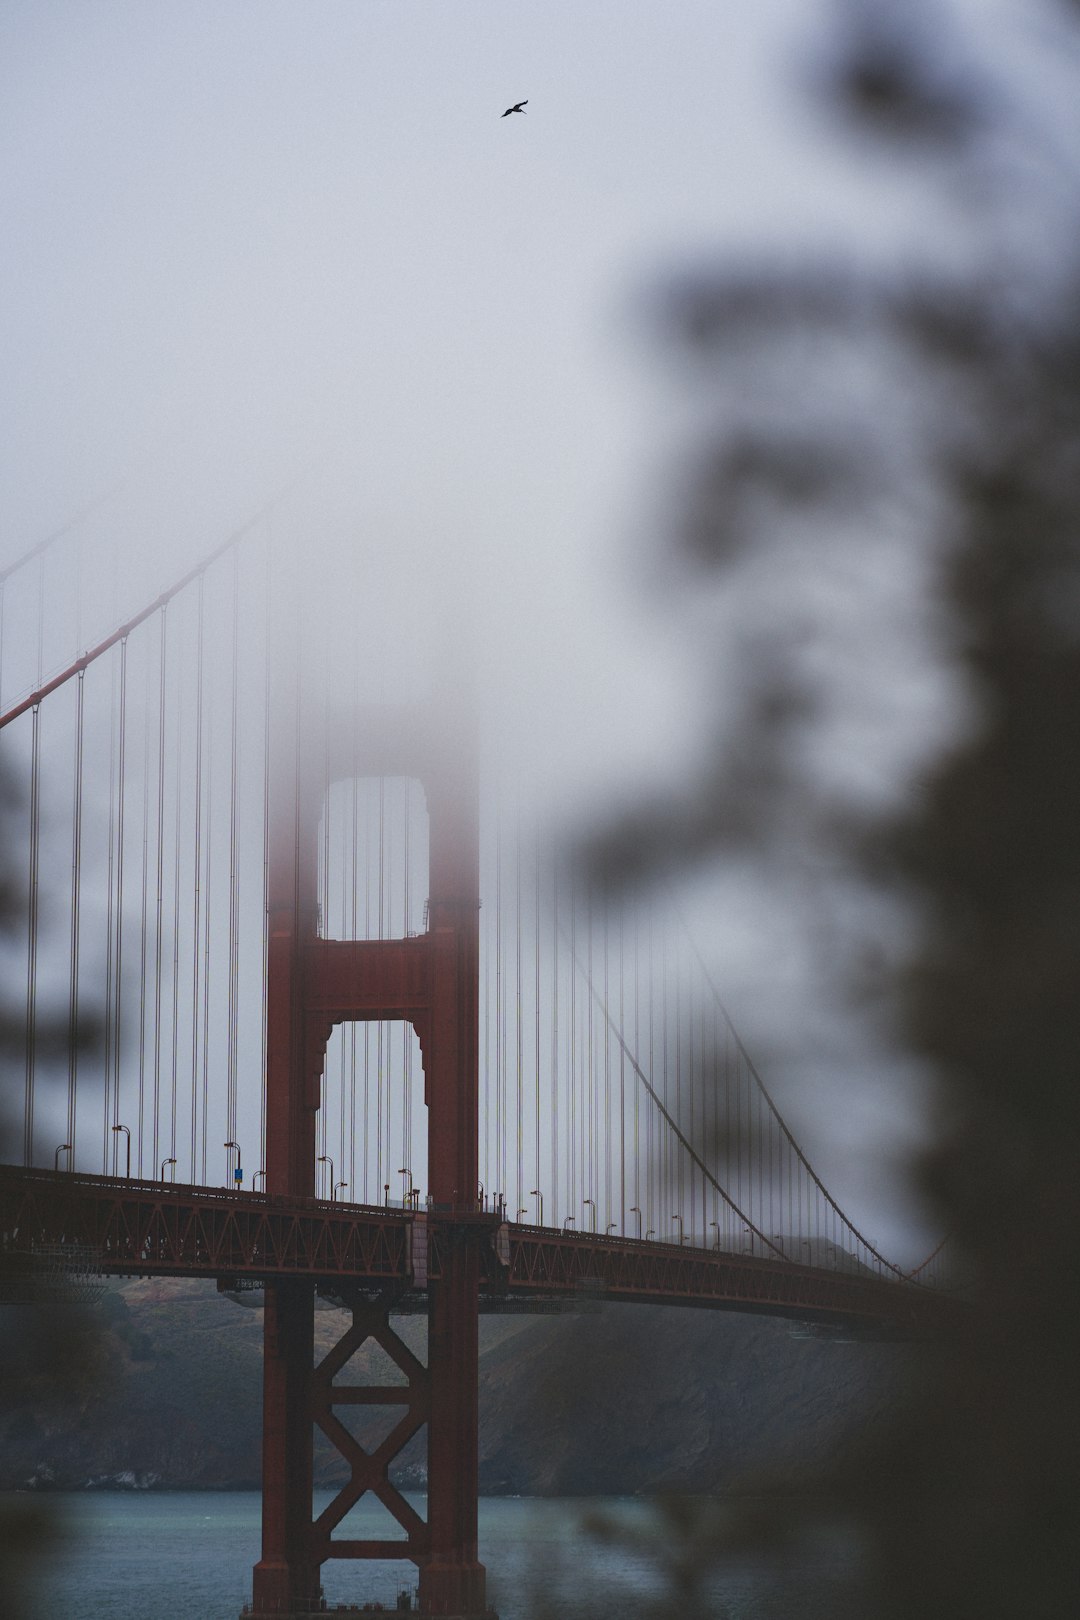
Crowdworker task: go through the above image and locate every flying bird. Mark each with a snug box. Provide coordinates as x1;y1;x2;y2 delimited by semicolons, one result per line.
501;100;528;117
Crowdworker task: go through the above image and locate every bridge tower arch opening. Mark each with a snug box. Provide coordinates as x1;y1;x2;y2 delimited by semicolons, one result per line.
317;774;430;1209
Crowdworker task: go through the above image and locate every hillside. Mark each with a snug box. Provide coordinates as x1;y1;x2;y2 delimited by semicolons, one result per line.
1;1279;916;1494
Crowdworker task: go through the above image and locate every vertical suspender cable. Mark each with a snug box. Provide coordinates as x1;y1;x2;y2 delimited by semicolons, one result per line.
645;907;654;1233
189;578;205;1183
199;642;213;1187
152;609;168;1173
348;768;357;1200
260;546;272;1179
346;673;359;1205
603;900;611;1228
376;776;385;1199
618;907;626;1235
319;672;331;1191
586;883;594;1212
568;866;576;1217
348;655;359;1199
534;830;541;1220
494;795;503;1204
36;553;45;685
735;1043;743;1239
702;985;710;1239
384;778;393;1186
103;661;118;1171
632;908;640;1229
226;546;241;1161
362;768;372;1202
711;998;720;1243
114;637;128;1170
137;634;152;1175
674;927;683;1233
169;624;184;1172
403;779;412;1191
292;591;304;1193
518;793;527;1218
74;532;82;670
551;844;559;1224
482;801;492;1197
660;918;668;1228
66;672;86;1162
23;705;41;1166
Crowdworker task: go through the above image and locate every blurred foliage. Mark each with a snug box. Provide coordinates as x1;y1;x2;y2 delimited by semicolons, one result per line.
589;2;1080;1615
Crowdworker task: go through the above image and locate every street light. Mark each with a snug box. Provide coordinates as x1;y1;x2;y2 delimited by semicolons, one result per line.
54;1143;71;1172
629;1206;642;1239
517;1208;529;1222
336;1181;348;1201
318;1155;335;1200
583;1197;596;1232
253;1170;266;1192
672;1214;686;1244
111;1123;131;1178
160;1156;177;1184
399;1168;413;1206
606;1223;617;1234
225;1140;242;1188
563;1215;576;1231
530;1189;544;1226
709;1221;720;1250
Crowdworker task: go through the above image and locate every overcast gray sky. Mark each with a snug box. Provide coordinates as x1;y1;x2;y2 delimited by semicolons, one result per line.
3;0;1077;1254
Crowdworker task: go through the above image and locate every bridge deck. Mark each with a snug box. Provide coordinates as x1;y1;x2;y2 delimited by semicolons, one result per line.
1;1166;955;1336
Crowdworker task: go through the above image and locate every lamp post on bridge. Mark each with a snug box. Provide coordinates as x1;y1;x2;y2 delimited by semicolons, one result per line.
160;1156;176;1184
253;1170;265;1192
582;1197;596;1232
225;1141;242;1188
54;1143;71;1172
709;1221;720;1251
672;1214;686;1245
111;1123;130;1178
318;1155;335;1201
629;1205;642;1239
563;1216;576;1231
336;1181;348;1201
530;1189;543;1227
399;1168;413;1208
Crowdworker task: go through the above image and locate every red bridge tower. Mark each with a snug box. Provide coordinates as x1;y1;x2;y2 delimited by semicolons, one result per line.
249;690;490;1620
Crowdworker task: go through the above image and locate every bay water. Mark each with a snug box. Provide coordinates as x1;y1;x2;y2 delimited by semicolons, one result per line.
24;1491;865;1619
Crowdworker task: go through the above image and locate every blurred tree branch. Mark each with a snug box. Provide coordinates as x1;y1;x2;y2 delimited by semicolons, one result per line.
587;2;1080;1614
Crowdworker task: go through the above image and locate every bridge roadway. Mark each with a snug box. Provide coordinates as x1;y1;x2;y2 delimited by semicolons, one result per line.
0;1166;955;1337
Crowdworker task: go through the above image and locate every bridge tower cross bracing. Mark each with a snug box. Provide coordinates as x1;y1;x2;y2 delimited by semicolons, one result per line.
250;675;489;1620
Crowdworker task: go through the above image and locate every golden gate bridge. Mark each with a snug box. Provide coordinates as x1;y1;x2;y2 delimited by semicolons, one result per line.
0;513;955;1620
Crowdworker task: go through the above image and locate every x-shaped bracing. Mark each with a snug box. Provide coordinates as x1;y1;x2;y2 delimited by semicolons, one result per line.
311;1286;430;1562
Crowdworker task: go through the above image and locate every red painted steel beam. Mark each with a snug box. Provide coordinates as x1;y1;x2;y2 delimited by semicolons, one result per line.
498;1227;962;1335
0;1166;959;1335
302;937;433;1024
0;1167;415;1283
